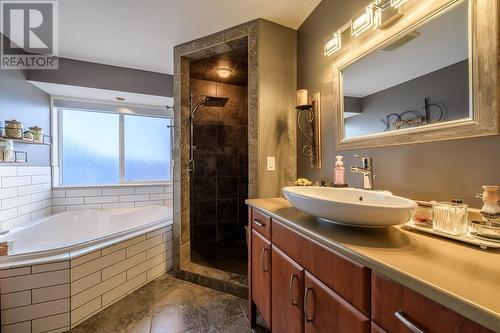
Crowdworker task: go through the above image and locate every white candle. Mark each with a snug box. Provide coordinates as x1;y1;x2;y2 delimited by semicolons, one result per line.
296;89;309;107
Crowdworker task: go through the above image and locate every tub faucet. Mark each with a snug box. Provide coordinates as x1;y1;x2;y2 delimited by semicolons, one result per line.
350;155;374;190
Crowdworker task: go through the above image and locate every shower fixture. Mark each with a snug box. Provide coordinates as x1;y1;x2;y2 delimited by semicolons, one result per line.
189;92;229;173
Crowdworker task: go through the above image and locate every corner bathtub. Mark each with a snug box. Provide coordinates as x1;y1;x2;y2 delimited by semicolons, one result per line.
0;206;173;333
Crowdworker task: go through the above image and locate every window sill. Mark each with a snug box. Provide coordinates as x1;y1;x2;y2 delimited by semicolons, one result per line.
52;182;173;189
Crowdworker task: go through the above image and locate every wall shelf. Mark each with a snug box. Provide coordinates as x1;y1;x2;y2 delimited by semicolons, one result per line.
0;137;52;145
0;150;28;163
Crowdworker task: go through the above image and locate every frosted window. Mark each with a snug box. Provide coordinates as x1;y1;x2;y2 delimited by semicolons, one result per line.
124;116;171;182
62;110;120;185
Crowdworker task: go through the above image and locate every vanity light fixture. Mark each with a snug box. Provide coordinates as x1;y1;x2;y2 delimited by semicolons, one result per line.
324;30;342;56
373;0;403;29
390;0;409;9
351;5;375;37
215;67;232;79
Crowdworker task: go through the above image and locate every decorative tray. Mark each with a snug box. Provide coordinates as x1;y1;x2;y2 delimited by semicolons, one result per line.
403;220;500;250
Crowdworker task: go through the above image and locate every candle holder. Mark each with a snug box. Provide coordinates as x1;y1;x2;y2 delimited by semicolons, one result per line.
296;92;321;168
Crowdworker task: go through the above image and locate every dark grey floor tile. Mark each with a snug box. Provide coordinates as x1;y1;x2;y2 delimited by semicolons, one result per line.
150;302;200;333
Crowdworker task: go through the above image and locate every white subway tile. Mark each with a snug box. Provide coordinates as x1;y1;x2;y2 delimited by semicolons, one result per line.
52;206;66;214
32;313;70;333
134;186;165;194
102;188;134;196
85;196;118;204
0;208;18;223
66;204;101;211
66;189;102;197
146;243;167;260
134;201;164;208
32;207;52;221
71;296;101;326
31;175;51;185
17;167;45;176
126;235;163;258
32;260;69;274
71;250;101;267
101;252;146;281
119;194;149;203
0;188;18;200
71;272;126;310
101;283;126;307
41;199;52;208
0;266;30;278
51;190;66;198
17;201;42;216
0;270;70;294
1;321;31;333
18;184;42;196
127;252;164;280
52;197;84;206
1;298;69;325
147;261;168;280
1;194;32;210
0;290;31;309
102;202;134;210
1;176;31;188
147;228;167;239
0;167;18;177
165;185;173;193
101;235;145;256
151;193;172;200
71;250;125;281
71;271;101;296
31;191;51;202
32;284;70;303
125;272;147;294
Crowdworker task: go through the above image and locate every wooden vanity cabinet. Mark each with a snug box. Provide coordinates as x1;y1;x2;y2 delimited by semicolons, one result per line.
251;229;272;327
271;246;304;333
304;272;370;333
371;273;493;333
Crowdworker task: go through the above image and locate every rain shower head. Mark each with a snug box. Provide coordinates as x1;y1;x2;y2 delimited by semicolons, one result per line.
202;96;229;107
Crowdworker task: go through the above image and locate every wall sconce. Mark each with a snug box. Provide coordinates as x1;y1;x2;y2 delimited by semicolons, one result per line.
324;30;342;56
296;90;322;168
391;0;409;9
352;5;375;37
374;0;403;29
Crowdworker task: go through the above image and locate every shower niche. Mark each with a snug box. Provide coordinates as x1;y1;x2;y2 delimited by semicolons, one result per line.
188;41;249;278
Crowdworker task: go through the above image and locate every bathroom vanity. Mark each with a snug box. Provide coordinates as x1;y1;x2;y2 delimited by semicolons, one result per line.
246;198;499;333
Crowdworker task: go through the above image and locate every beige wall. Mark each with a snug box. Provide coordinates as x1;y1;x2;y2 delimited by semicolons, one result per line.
297;0;500;207
258;20;298;198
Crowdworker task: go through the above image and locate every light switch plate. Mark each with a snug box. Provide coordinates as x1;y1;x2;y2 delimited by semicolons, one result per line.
267;157;275;171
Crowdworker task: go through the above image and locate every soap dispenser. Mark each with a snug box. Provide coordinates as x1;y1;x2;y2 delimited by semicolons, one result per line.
333;155;346;187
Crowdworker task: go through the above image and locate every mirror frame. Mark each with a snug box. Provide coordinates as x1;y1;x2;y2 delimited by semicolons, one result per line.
333;0;499;150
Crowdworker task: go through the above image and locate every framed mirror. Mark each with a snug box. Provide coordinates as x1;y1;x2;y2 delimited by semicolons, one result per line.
333;0;499;150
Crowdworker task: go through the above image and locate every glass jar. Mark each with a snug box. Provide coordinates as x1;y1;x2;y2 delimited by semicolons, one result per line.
5;120;23;139
0;138;14;161
432;201;468;235
29;126;44;142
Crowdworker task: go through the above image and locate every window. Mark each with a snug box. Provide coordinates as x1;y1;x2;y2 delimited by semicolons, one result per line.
60;109;172;186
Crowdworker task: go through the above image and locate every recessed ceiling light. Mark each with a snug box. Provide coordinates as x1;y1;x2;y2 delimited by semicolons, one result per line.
216;68;232;79
116;97;125;101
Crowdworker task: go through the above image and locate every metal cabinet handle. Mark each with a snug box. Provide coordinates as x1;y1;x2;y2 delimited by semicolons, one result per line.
289;274;299;306
253;219;265;227
395;311;425;333
304;287;315;323
261;247;269;272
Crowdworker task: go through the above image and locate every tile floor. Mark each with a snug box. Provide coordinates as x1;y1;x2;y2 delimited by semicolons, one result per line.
70;273;269;333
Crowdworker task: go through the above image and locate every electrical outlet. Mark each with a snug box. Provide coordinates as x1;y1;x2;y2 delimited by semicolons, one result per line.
267;157;275;171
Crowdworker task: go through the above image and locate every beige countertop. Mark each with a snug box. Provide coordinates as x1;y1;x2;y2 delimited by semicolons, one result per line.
246;198;500;333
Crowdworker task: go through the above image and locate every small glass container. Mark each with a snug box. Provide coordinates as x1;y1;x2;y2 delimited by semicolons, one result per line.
0;138;14;162
432;201;468;235
29;126;44;142
23;130;33;141
5;120;23;139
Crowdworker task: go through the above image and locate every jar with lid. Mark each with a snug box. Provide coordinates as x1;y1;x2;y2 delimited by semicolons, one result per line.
29;126;44;142
0;138;14;161
5;120;23;139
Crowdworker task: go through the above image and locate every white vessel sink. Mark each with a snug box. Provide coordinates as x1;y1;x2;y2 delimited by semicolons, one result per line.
282;186;417;227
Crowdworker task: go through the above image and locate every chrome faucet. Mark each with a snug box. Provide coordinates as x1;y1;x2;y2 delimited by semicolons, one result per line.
350;155;374;190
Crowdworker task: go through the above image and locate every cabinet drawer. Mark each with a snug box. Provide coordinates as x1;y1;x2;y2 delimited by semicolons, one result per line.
372;272;493;333
251;208;271;240
305;272;370;333
272;219;371;316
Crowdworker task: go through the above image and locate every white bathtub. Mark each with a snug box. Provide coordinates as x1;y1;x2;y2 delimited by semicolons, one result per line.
0;205;172;269
0;206;173;332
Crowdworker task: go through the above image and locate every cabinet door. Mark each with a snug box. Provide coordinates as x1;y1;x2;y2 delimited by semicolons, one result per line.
251;229;271;327
304;272;370;333
272;246;304;333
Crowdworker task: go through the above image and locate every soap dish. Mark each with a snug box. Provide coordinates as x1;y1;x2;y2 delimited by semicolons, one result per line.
470;220;500;240
404;220;500;250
